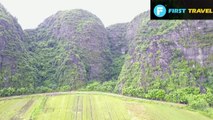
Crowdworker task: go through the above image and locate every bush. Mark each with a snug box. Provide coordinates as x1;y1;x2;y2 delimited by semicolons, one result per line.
146;89;166;100
0;87;16;96
188;95;209;110
99;81;116;92
16;88;28;95
205;89;213;107
122;87;145;97
85;81;101;91
1;87;15;97
59;85;71;92
36;86;53;93
165;89;188;103
134;88;145;98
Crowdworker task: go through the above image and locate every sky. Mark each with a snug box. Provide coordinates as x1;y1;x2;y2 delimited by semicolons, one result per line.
0;0;150;29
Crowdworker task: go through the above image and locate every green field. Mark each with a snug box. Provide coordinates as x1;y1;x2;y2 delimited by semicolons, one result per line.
0;92;212;120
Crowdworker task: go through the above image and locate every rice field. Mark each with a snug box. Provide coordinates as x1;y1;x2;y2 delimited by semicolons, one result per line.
0;92;212;120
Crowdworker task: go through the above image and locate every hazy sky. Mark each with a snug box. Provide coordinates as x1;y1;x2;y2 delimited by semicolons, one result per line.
0;0;150;29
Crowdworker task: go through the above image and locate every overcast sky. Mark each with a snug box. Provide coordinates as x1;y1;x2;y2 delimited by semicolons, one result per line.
0;0;150;29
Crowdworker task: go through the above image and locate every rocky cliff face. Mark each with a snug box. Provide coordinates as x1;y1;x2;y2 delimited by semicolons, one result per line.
0;3;26;87
24;9;111;88
117;11;213;93
107;23;128;56
106;23;128;80
0;3;212;93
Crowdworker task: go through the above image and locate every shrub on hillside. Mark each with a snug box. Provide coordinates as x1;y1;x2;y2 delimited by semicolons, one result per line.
99;81;116;92
0;87;15;96
59;85;71;92
145;89;166;100
205;89;213;107
188;95;209;110
165;89;188;103
16;88;28;95
122;87;145;97
85;81;101;91
36;86;53;93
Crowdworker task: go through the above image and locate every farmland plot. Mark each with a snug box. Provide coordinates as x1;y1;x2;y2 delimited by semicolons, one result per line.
0;92;212;120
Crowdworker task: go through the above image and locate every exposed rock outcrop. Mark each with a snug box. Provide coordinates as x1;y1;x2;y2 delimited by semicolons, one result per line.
117;11;213;93
0;3;212;93
24;9;111;87
0;3;26;87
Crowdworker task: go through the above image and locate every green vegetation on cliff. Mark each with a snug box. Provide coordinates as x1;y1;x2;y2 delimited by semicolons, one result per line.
0;3;213;117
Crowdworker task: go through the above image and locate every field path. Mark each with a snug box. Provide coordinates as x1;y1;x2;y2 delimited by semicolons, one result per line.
75;96;80;120
11;99;34;120
89;96;94;120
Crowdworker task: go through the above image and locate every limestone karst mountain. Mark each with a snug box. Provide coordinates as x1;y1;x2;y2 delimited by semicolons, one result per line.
0;3;212;102
0;3;27;88
116;12;213;97
24;9;111;89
